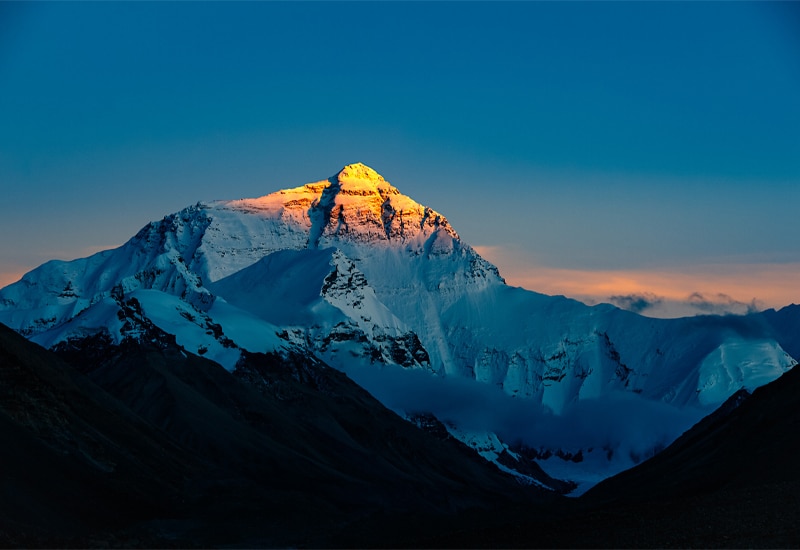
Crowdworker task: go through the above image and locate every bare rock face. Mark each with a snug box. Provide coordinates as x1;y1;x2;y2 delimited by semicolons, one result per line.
317;163;458;246
1;162;798;496
223;162;458;249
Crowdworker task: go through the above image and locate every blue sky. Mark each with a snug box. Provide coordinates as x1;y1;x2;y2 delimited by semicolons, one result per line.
1;2;798;316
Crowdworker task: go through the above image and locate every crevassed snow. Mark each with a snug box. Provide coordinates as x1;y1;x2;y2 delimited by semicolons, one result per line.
1;162;797;488
696;337;794;406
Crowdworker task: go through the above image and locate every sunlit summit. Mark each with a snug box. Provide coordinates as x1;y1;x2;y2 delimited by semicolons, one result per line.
1;163;796;497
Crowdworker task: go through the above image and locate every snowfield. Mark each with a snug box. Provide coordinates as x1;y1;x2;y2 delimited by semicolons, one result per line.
1;163;796;491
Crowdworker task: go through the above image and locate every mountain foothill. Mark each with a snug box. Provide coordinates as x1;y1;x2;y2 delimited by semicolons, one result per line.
1;164;797;547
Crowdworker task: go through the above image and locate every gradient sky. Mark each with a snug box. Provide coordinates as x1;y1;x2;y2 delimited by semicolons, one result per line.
1;2;798;317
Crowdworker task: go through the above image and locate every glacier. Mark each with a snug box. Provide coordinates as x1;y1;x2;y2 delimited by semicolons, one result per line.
1;162;796;491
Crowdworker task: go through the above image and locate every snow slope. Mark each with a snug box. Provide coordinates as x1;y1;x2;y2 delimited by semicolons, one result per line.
1;163;796;489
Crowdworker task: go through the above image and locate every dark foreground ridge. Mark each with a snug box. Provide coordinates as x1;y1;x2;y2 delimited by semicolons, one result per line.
421;362;800;548
0;322;551;548
2;319;799;547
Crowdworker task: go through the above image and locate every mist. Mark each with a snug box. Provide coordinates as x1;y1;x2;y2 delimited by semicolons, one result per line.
343;361;707;463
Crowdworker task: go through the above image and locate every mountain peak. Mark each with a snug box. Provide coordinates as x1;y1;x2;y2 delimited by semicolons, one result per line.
327;162;401;199
336;163;385;184
209;163;460;255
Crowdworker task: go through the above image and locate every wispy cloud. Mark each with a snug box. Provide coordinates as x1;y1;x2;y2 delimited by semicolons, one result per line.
608;292;664;314
474;245;799;318
686;292;761;315
606;291;764;318
346;362;703;465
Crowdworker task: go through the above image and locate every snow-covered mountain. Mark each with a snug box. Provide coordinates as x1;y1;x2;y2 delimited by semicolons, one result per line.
1;163;796;491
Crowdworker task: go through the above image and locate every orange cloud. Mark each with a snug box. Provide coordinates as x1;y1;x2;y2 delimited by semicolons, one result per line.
474;245;799;316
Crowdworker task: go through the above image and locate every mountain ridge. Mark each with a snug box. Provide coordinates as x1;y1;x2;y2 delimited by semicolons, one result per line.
0;319;547;547
1;163;796;490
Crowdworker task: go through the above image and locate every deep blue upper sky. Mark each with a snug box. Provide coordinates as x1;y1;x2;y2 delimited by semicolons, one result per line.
1;1;798;312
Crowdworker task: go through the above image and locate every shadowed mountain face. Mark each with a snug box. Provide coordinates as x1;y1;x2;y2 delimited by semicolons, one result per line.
417;363;800;548
0;322;549;547
759;304;800;360
3;315;799;547
2;163;799;547
584;364;800;503
1;164;795;490
0;323;200;545
568;362;800;548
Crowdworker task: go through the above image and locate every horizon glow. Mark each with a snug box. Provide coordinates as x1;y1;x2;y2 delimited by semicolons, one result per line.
1;2;798;316
476;245;799;317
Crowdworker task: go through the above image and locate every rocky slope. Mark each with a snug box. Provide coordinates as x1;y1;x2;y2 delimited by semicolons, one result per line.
0;321;544;547
419;362;800;548
1;163;796;488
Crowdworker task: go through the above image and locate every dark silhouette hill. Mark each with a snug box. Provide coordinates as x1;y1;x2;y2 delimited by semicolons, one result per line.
5;311;798;548
0;322;547;547
421;363;800;548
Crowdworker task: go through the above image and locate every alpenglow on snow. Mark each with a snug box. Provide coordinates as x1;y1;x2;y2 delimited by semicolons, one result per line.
1;163;796;491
